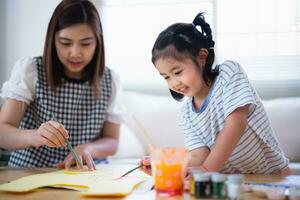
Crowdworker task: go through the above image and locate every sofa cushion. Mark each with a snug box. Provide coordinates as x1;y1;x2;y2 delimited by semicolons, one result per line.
118;91;300;165
122;91;184;153
263;97;300;162
108;124;146;159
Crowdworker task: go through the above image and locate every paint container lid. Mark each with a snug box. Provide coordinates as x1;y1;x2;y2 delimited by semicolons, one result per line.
193;172;210;182
211;173;227;182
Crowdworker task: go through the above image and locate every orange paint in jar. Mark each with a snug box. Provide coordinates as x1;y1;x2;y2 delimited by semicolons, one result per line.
151;148;188;197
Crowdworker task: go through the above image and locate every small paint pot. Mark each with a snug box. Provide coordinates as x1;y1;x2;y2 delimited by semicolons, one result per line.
211;173;227;199
226;174;244;200
193;172;211;198
188;169;204;196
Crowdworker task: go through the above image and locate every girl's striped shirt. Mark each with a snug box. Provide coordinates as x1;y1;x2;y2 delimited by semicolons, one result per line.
179;60;289;174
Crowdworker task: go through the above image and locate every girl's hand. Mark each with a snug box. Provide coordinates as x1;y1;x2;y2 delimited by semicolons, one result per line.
184;175;191;191
56;144;96;171
33;120;69;148
139;156;152;175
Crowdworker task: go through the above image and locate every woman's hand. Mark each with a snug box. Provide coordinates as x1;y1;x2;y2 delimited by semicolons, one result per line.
56;144;96;171
139;156;152;175
32;120;69;148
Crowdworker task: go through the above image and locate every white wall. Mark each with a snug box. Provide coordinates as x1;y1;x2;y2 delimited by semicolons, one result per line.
1;0;299;99
0;1;7;85
1;0;60;82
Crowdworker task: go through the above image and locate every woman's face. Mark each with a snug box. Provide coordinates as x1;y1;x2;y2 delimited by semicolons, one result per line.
55;23;97;79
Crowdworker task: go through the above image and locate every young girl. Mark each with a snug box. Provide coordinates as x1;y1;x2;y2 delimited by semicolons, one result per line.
142;12;290;175
0;0;123;171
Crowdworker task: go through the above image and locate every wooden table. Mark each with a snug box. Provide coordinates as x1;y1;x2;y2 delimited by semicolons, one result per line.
0;167;296;200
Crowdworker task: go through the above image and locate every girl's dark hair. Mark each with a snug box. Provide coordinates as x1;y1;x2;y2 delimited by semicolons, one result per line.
43;0;105;93
152;12;219;101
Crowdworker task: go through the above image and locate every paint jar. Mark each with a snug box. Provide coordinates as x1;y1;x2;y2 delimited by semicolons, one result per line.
188;168;205;196
188;167;204;196
226;174;244;200
151;147;188;197
211;173;227;199
189;173;195;196
194;172;211;198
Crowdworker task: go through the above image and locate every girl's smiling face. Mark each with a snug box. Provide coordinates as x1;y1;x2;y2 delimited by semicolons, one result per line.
155;56;210;100
55;23;97;79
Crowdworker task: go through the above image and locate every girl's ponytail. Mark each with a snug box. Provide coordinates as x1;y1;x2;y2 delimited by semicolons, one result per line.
192;13;218;86
192;13;215;49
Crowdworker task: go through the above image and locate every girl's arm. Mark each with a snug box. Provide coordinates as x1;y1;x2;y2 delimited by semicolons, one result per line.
0;99;68;150
201;105;249;171
187;105;249;171
189;147;210;167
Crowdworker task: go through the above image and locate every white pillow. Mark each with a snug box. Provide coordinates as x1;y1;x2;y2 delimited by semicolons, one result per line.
108;124;146;159
123;92;185;154
263;97;300;162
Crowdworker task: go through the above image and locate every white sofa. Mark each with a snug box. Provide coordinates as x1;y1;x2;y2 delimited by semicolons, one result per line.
108;91;300;174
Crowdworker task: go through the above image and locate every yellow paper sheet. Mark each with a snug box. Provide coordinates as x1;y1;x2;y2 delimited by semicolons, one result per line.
0;164;152;197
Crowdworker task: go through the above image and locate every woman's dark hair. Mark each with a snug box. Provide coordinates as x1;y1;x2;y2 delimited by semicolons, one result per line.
43;0;105;93
152;12;219;101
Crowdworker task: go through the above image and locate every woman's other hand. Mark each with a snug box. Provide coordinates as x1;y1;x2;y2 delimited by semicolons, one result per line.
56;144;96;171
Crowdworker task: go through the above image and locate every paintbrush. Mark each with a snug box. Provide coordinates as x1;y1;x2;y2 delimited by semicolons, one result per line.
51;113;83;169
119;165;142;178
66;140;83;169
